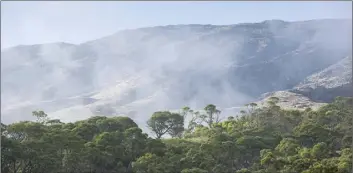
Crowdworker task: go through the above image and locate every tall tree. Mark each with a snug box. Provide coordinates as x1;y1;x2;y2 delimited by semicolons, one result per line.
200;104;221;128
147;111;184;139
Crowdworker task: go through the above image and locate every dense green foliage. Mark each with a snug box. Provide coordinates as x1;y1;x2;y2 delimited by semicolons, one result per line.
1;97;352;173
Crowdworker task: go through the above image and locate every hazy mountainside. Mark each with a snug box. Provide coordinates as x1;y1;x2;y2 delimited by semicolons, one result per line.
295;56;352;90
256;91;327;110
1;19;352;124
291;56;352;102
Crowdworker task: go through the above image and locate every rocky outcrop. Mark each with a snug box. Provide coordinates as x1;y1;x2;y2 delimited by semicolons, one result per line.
256;91;327;110
292;57;352;102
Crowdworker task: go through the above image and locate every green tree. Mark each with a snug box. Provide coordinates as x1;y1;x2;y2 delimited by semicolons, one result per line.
147;111;184;139
200;104;221;128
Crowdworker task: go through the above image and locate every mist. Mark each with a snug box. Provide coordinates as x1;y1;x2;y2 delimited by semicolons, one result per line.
1;19;352;132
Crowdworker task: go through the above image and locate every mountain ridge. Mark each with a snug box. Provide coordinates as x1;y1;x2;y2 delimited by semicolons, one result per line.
2;18;350;50
1;18;352;125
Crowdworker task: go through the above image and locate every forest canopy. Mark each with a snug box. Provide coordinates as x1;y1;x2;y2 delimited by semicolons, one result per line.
1;97;352;173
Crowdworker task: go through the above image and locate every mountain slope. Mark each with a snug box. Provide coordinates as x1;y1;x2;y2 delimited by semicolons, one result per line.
1;19;352;124
256;91;327;110
292;56;352;102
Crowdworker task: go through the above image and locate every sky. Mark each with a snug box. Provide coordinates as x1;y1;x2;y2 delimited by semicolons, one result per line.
1;1;352;49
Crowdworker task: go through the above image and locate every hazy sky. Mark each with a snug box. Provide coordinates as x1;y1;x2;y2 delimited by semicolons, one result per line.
1;1;352;49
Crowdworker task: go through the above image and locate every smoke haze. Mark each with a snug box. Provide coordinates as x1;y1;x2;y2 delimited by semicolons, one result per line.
1;19;352;133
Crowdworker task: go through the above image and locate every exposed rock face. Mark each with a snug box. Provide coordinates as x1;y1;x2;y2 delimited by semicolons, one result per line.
295;57;352;89
1;19;351;124
256;91;327;110
292;57;352;102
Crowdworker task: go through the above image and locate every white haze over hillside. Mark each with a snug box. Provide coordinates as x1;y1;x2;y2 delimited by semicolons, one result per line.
1;19;352;129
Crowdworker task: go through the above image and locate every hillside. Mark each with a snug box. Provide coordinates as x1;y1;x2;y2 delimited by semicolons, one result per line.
1;19;352;124
292;56;352;102
256;91;327;110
